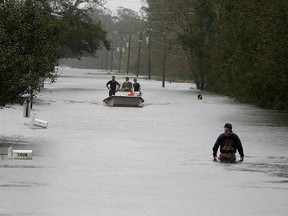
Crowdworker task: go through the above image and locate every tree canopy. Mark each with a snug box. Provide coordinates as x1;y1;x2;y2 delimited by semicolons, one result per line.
1;0;287;110
145;0;288;110
0;0;109;106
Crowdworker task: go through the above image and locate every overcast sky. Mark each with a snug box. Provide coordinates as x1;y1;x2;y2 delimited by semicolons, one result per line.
105;0;144;13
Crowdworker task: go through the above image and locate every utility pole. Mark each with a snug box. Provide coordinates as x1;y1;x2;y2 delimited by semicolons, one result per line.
162;23;167;88
110;43;113;72
105;48;109;71
126;33;131;75
110;31;118;72
118;33;123;73
147;28;152;79
137;32;142;77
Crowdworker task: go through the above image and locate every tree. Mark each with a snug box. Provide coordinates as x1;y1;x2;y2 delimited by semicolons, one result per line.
145;0;288;110
55;0;110;59
145;0;215;89
207;0;288;110
0;0;110;107
0;0;63;106
68;6;147;73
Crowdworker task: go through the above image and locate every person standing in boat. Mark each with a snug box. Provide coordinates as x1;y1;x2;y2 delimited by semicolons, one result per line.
212;123;244;162
122;77;133;92
106;76;120;96
133;78;141;92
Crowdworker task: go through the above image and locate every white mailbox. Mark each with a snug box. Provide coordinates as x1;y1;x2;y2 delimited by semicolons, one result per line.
34;119;48;128
13;150;33;160
30;112;48;129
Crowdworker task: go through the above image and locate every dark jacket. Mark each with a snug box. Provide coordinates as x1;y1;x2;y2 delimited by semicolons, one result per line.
106;80;120;91
213;131;244;157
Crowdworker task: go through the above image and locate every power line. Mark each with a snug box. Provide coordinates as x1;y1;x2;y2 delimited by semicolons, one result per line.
153;47;187;59
150;38;183;49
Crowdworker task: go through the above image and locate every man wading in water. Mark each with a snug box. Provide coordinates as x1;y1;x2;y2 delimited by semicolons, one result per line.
212;123;244;162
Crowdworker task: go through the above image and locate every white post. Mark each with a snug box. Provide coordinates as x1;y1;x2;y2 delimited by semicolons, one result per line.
8;145;13;158
23;99;31;117
30;111;36;128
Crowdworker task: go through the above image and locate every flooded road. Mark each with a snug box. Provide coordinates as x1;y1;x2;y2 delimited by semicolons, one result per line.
1;68;288;216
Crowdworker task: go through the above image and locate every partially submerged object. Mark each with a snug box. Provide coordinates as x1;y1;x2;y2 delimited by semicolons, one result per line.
30;112;48;129
103;91;144;107
0;143;13;158
13;150;33;160
24;111;48;129
0;144;32;160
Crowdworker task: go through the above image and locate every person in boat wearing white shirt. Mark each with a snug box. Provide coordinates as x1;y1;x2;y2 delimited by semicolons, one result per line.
122;77;133;92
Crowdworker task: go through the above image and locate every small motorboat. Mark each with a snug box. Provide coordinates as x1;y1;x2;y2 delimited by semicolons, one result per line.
103;91;144;107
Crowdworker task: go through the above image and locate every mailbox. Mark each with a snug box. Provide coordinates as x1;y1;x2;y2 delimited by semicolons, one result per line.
13;150;33;160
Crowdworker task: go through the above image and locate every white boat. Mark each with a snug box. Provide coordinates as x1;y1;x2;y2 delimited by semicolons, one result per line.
103;91;144;107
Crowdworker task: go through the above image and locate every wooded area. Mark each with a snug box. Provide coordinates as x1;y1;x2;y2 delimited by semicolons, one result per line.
144;0;288;110
0;0;287;110
0;0;108;106
83;0;287;110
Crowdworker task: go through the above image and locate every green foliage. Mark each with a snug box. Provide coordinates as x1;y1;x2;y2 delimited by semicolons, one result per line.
207;0;288;110
72;7;147;73
177;0;216;89
0;0;109;106
59;0;110;58
146;0;288;110
145;0;216;89
35;0;110;59
0;0;63;106
142;0;191;80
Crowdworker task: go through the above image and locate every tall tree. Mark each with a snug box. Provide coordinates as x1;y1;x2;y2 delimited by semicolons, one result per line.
35;0;110;59
0;0;63;106
207;0;288;110
145;0;216;89
0;0;109;106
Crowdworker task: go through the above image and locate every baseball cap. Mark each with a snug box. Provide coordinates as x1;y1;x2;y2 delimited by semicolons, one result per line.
224;123;232;129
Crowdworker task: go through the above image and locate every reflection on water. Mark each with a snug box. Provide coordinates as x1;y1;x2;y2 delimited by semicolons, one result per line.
229;156;288;178
239;108;288;127
0;165;44;169
0;182;46;188
1;69;288;216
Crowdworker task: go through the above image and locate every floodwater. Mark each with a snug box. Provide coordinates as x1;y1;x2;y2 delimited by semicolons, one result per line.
0;68;288;216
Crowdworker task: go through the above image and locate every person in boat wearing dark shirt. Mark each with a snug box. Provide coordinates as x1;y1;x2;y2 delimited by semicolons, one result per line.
133;78;141;92
212;123;244;162
106;76;120;96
